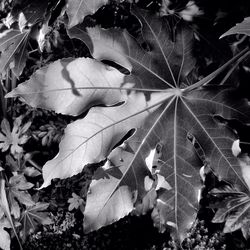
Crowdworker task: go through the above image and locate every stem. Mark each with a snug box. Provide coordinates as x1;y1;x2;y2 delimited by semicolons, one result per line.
184;47;249;93
0;80;6;118
27;159;42;173
219;50;250;85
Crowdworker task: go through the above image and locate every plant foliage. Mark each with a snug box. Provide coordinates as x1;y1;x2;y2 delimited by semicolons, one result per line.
221;17;250;38
19;202;52;241
6;4;250;243
66;0;109;28
210;184;250;239
1;0;250;248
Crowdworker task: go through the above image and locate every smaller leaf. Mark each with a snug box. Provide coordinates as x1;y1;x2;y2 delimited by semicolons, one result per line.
9;195;20;219
20;202;52;241
7;174;35;208
0;28;30;75
37;23;51;52
0;178;21;248
210;184;250;240
9;174;34;190
238;154;250;190
68;193;84;211
0;217;11;250
232;139;241;157
24;167;41;177
0;205;4;219
220;17;250;38
66;0;108;28
0;117;31;156
84;148;143;233
5;0;49;28
242;221;250;239
135;189;157;215
155;174;172;191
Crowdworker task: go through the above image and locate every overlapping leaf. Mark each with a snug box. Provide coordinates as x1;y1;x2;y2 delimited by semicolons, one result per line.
210;184;250;239
6;7;250;241
220;17;250;38
0;217;11;250
4;0;49;28
69;9;196;89
0;178;22;249
66;0;108;28
84;147;146;232
0;117;31;156
7;174;34;219
39;91;168;188
0;0;56;76
0;28;30;75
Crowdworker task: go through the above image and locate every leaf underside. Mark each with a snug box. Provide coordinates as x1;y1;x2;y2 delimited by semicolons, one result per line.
6;8;250;241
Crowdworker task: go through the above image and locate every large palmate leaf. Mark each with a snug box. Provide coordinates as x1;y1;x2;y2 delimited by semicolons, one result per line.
220;17;250;38
6;8;250;241
66;0;108;28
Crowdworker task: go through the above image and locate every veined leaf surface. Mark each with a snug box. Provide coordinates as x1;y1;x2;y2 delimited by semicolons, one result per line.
66;0;108;28
6;8;250;240
6;57;125;115
0;28;30;76
220;17;250;38
210;184;250;239
20;202;52;241
0;217;11;250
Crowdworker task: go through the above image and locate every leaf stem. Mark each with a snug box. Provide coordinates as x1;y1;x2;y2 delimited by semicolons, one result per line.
6;86;176;96
27;159;42;173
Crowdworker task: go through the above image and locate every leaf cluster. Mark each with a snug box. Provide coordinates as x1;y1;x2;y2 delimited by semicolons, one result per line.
1;0;250;249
